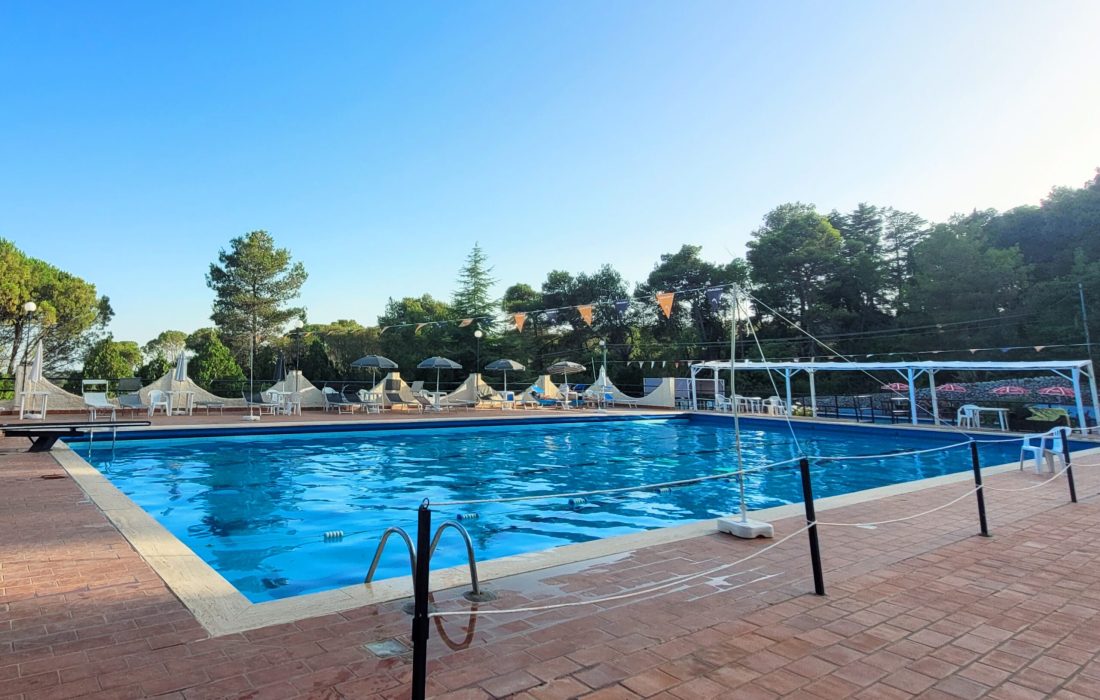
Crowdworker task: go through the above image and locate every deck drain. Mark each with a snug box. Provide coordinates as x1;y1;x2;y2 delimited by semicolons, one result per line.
364;638;411;658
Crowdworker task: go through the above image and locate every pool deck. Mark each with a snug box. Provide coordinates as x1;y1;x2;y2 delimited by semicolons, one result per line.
3;413;1100;698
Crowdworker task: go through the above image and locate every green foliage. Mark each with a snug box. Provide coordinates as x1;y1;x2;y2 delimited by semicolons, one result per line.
186;328;245;394
0;241;110;375
207;230;308;365
82;337;142;379
138;352;172;383
143;330;188;361
747;203;844;332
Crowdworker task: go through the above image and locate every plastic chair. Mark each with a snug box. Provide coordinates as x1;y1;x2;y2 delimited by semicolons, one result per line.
957;404;979;428
148;390;170;417
1019;427;1071;474
714;393;733;412
762;396;786;415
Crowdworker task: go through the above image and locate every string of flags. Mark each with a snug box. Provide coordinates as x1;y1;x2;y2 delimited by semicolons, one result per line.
373;283;737;335
508;286;729;331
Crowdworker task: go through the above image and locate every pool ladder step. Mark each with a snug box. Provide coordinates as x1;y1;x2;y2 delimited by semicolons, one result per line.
364;520;494;602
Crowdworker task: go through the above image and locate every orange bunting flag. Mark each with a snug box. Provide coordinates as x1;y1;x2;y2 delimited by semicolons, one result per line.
415;323;428;334
656;292;675;318
458;318;473;328
577;304;594;326
514;312;527;332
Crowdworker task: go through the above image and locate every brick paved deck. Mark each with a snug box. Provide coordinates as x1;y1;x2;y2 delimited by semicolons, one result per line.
2;424;1100;699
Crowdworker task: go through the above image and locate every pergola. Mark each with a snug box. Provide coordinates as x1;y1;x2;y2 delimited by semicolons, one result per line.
688;359;1100;429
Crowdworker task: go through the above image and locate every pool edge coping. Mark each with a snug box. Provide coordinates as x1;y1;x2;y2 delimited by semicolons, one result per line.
52;426;1100;638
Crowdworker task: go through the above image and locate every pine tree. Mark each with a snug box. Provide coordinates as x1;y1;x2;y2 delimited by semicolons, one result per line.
451;243;497;329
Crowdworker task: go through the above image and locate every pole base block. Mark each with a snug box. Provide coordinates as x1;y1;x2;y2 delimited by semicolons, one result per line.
241;414;261;422
717;517;774;539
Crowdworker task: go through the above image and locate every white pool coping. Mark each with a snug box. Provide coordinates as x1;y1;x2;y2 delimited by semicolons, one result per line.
51;421;1100;637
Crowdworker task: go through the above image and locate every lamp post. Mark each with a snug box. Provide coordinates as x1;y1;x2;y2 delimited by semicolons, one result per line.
474;329;483;379
20;301;37;395
291;319;304;393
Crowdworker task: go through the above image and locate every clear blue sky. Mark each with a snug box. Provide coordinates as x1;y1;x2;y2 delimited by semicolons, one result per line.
2;1;1098;344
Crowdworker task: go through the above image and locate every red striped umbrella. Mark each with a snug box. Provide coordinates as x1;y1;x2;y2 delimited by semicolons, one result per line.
1038;386;1075;398
991;385;1028;396
881;382;909;392
938;383;967;393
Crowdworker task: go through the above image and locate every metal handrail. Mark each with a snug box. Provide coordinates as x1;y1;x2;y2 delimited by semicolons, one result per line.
428;520;481;595
364;527;418;585
363;520;482;598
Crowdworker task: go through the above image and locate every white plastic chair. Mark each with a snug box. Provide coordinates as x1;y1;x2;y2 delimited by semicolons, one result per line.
957;404;979;428
762;396;786;415
148;390;170;417
1019;427;1071;474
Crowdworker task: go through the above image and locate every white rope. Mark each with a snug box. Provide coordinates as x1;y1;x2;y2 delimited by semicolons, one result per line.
817;485;981;528
432;456;804;507
428;524;811;618
983;462;1073;492
812;439;975;461
739;296;805;456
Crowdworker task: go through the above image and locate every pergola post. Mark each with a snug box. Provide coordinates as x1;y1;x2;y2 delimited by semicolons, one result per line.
784;369;793;416
1073;367;1087;430
809;369;817;418
928;369;940;426
689;365;698;411
907;368;917;424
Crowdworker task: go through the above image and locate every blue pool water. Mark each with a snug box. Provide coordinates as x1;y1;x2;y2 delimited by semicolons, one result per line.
81;417;1027;602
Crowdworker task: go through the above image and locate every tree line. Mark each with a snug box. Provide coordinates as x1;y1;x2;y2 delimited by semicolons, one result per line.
5;169;1099;397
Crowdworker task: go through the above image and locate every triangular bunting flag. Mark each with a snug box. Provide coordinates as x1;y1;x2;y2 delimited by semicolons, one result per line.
662;361;667;367
969;348;978;354
577;304;594;326
543;309;559;324
458;318;473;328
415;323;428;334
514;312;527;332
614;299;630;317
705;287;724;310
380;326;390;335
1034;345;1046;352
650;361;655;368
656;292;675;318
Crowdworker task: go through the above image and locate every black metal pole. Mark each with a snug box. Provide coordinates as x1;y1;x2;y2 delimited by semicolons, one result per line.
411;500;432;700
1060;431;1077;503
798;458;825;596
969;442;990;537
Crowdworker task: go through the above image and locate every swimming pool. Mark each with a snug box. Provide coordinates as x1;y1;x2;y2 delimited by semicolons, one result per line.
80;416;1028;603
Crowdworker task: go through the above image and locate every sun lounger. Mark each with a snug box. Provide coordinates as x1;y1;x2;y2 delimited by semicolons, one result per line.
318;387;354;413
385;391;423;413
246;391;282;415
82;380;117;421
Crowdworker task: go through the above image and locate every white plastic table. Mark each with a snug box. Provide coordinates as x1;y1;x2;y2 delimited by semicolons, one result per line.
19;391;49;420
167;391;194;416
971;406;1010;431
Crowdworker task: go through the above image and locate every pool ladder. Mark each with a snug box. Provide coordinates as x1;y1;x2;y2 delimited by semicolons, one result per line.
364;520;492;602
